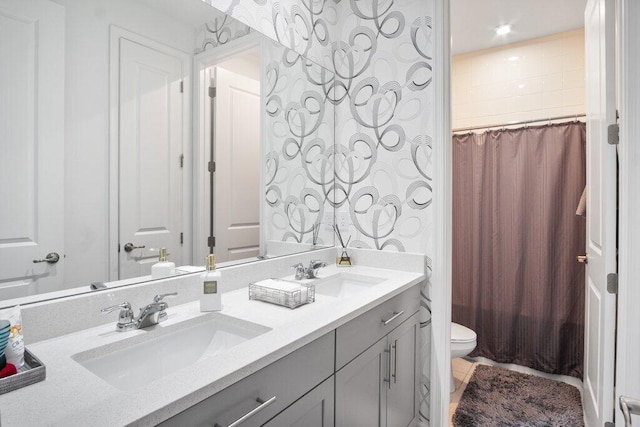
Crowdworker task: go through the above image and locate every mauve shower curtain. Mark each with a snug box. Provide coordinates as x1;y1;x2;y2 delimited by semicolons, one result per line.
452;122;586;378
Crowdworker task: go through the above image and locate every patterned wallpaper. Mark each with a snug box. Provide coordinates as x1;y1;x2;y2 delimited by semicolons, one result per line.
261;39;335;247
197;12;335;248
199;2;435;424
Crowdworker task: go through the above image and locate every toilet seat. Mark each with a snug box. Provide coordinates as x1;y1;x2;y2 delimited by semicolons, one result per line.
451;322;476;344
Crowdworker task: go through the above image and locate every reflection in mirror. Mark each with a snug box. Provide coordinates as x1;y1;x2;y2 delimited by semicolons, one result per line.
0;0;335;305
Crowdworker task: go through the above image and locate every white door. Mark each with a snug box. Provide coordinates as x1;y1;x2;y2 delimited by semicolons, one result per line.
0;0;65;300
583;0;617;425
118;38;184;279
213;67;261;262
616;0;640;425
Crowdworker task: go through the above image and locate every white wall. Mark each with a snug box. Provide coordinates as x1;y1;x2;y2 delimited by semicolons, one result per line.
452;29;586;129
53;0;196;288
216;49;260;80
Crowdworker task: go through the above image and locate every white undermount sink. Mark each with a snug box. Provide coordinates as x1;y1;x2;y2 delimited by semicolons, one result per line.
312;273;386;298
72;314;270;391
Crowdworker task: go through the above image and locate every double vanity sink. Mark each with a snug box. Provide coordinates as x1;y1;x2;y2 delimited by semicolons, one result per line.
72;271;386;392
0;262;424;426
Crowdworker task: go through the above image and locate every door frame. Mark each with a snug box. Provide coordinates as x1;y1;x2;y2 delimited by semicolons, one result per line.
192;32;263;265
431;0;453;425
108;26;192;281
615;0;640;424
435;2;640;426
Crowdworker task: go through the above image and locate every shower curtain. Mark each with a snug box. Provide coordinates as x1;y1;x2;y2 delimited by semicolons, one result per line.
452;121;586;378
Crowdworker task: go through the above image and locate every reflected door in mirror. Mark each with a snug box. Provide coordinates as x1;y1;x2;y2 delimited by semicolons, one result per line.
213;66;261;262
118;37;185;279
0;0;65;300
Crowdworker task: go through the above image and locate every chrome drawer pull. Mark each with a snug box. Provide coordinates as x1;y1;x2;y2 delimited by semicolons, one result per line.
620;395;640;426
217;395;276;427
384;346;391;388
382;311;404;325
392;340;398;384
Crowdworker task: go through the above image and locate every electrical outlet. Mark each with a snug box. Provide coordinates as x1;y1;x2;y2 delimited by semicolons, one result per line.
323;212;334;231
337;211;351;231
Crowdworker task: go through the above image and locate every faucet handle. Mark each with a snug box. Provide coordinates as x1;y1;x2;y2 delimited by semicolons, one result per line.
101;302;134;331
154;292;178;303
101;302;132;314
291;263;306;280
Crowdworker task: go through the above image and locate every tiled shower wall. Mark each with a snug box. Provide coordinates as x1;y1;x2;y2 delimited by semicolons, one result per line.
452;29;585;130
200;1;435;424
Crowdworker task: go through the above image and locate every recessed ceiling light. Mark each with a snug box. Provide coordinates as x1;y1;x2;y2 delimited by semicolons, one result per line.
508;56;520;62
495;24;512;36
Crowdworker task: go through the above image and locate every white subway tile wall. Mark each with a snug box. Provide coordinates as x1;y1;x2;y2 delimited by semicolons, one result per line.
452;29;585;129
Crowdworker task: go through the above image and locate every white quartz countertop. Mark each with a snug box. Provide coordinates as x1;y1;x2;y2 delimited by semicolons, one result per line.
0;265;423;426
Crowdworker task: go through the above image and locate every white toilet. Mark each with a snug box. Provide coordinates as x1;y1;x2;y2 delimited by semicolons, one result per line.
450;322;477;393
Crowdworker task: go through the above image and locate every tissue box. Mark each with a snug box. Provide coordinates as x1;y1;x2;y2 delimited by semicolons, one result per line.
248;279;315;309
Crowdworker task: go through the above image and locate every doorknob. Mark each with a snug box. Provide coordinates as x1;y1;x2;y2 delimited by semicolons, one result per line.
124;243;146;253
620;396;640;426
32;252;60;264
577;254;588;264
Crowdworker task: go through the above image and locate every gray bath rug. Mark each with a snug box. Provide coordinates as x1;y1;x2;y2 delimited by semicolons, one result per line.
453;364;584;427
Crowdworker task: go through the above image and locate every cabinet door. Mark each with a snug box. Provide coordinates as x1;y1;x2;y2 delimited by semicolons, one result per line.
263;376;334;427
386;313;420;427
335;337;388;427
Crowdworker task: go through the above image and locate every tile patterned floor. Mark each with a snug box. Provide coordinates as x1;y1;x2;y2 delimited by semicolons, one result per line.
449;357;478;426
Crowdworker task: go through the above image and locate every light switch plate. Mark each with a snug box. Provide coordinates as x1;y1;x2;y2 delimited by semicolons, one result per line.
337;211;351;231
323;212;334;231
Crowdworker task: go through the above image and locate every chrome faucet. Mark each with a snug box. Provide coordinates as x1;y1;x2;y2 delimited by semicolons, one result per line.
101;292;177;332
291;260;327;280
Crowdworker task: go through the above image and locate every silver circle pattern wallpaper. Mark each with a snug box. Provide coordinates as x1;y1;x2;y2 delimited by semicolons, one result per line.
198;1;434;423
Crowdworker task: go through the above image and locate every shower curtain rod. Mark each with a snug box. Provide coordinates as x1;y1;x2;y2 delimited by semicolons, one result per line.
452;113;586;133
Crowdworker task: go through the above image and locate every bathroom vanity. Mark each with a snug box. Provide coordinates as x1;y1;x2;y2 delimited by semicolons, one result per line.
0;249;425;426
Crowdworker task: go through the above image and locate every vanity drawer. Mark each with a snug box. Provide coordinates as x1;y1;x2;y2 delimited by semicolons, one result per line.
160;331;335;427
335;284;420;370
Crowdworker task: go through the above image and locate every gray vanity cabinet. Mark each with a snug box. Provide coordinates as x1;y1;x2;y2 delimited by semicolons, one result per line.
335;312;420;427
159;284;421;427
386;313;420;427
334;284;421;427
335;335;389;426
262;376;334;427
159;331;335;427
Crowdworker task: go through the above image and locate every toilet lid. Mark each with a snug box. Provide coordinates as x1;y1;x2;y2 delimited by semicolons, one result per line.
451;323;477;343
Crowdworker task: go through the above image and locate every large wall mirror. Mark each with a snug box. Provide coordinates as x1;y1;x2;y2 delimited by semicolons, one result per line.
0;0;335;304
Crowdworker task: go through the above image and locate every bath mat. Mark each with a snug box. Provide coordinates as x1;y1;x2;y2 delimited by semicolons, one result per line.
452;364;584;427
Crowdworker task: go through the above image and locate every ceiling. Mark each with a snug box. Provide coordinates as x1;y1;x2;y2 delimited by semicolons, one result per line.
451;0;587;56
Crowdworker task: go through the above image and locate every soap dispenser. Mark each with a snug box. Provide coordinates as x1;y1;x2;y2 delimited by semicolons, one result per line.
200;254;222;312
151;248;175;279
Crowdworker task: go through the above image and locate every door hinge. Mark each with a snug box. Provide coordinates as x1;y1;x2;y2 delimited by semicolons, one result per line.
180;154;184;168
608;124;619;145
118;243;120;253
607;273;618;294
208;86;216;98
208;236;216;248
180;80;184;93
604;422;614;427
208;161;216;173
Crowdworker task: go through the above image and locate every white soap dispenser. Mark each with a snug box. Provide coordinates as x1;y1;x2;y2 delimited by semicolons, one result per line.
151;248;175;279
200;254;222;312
